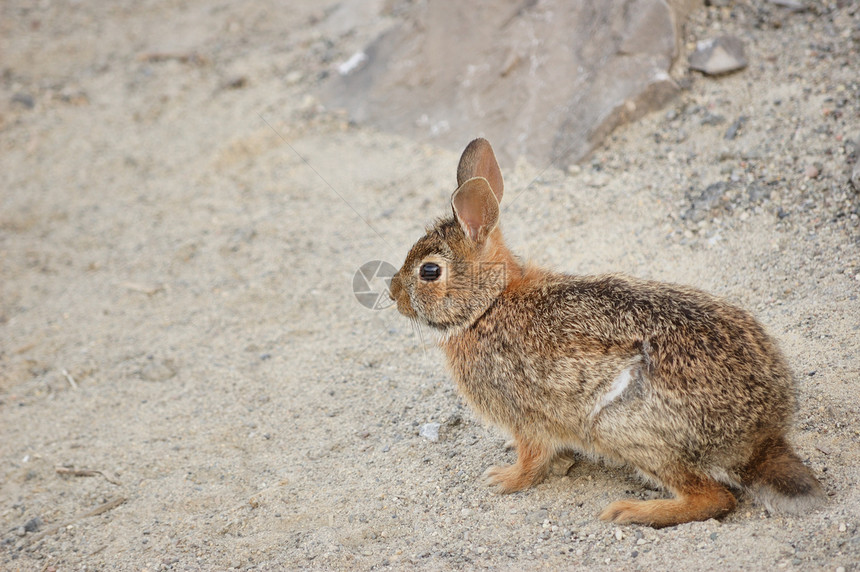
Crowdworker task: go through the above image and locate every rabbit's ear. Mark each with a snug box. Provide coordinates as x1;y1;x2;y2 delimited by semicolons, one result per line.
452;177;500;243
457;138;504;204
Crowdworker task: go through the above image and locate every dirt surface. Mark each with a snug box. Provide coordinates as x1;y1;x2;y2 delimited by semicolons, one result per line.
2;1;859;570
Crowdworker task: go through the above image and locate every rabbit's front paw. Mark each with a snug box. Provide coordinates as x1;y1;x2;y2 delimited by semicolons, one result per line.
483;464;533;493
483;439;552;493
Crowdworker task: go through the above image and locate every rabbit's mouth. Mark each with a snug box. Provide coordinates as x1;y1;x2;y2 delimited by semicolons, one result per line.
389;273;417;319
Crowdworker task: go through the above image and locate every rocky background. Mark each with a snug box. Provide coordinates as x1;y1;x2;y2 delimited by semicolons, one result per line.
323;0;697;165
1;0;859;570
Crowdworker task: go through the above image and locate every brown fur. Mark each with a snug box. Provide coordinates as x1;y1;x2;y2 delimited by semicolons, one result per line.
600;470;737;528
390;138;824;527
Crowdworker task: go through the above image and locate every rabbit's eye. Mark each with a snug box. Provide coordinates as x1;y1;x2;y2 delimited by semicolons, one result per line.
419;262;442;281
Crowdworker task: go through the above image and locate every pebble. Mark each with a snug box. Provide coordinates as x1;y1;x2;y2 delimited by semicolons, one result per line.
701;113;726;126
684;181;729;222
850;155;860;191
724;116;747;140
221;76;248;90
11;93;35;109
689;36;748;76
805;165;819;179
838;522;847;532
768;0;806;11
615;529;624;541
23;517;42;533
419;423;440;442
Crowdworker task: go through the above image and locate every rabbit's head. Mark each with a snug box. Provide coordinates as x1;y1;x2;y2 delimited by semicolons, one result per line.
390;138;518;332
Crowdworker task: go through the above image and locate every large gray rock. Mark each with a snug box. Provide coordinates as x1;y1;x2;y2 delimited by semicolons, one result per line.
322;0;699;165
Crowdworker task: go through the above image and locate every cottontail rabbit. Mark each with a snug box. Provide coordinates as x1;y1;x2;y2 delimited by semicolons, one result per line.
389;138;823;527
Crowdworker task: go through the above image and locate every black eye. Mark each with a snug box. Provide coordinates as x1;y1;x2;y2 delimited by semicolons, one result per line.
419;262;441;281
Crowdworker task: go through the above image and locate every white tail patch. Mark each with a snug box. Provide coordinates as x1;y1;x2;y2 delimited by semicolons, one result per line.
589;360;640;420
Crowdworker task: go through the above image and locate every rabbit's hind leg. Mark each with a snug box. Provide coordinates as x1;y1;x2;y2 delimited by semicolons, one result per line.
483;437;553;493
598;470;737;528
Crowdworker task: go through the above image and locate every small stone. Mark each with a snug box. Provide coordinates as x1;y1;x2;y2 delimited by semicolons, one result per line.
637;538;647;545
767;0;806;11
615;529;624;541
419;423;440;442
14;527;26;537
725;116;747;140
690;36;748;76
12;93;35;109
701;113;726;126
805;165;819;179
526;509;549;524
683;181;729;222
222;76;248;90
836;567;845;572
850;156;860;191
839;523;847;532
23;518;42;533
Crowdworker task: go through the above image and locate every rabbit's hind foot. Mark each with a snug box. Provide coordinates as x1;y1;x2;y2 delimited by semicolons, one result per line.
598;473;736;528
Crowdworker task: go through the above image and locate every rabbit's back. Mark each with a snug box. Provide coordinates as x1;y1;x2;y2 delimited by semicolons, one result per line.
442;270;795;472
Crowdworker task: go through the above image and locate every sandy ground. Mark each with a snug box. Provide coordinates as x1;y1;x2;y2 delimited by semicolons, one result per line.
2;1;859;570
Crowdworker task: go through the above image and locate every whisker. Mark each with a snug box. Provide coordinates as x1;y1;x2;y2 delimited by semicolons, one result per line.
412;319;428;360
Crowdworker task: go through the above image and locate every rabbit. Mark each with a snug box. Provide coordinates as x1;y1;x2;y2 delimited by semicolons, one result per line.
388;137;824;528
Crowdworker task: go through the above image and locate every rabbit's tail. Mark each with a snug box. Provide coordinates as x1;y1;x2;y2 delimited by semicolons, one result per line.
742;435;824;514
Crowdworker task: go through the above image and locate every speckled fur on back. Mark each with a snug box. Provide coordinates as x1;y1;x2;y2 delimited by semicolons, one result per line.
389;138;823;527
